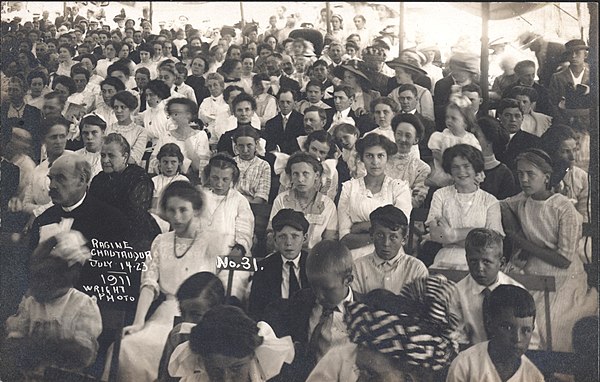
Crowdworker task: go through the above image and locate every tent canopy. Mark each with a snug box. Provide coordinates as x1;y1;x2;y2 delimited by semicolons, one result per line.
452;3;548;20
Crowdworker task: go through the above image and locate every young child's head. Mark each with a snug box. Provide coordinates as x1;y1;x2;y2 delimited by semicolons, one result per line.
369;205;409;261
305;80;324;104
445;102;476;135
203;154;240;196
303;130;336;161
157;143;184;177
176;272;225;324
294;55;309;74
484;285;536;360
206;72;225;97
285;152;323;193
79;114;107;153
465;228;505;287
30;231;90;303
306;240;353;309
333;123;359;151
189;305;262;381
272;209;309;260
160;181;204;234
233;125;260;161
166;97;198;127
174;62;188;86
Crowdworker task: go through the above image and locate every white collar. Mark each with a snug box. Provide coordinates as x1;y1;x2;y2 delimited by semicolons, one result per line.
281;112;292;119
62;192;86;212
280;252;301;268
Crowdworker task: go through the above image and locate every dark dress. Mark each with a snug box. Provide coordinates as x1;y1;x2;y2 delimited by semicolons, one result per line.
481;162;518;200
89;164;160;248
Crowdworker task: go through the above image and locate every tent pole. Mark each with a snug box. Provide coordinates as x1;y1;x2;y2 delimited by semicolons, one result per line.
587;2;598;264
480;2;490;114
240;1;245;29
399;2;404;54
149;2;153;25
326;2;331;35
63;1;67;18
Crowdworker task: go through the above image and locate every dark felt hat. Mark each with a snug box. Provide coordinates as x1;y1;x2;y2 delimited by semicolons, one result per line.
564;39;589;52
333;59;372;87
385;57;427;76
272;209;309;233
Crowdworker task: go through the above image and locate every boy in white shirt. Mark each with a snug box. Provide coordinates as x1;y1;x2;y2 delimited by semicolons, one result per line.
447;285;544;382
450;228;540;349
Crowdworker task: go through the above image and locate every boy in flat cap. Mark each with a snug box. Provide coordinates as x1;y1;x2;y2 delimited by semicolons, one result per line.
352;205;428;294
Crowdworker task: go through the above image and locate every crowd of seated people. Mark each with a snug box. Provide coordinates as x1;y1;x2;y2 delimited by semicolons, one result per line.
0;5;597;381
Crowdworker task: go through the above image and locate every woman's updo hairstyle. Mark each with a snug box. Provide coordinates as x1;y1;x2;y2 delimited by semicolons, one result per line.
516;148;568;189
356;133;398;159
103;132;131;157
189;305;263;358
160;180;204;212
203;153;241;185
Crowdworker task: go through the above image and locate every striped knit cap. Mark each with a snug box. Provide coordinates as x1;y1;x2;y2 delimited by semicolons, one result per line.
344;274;459;370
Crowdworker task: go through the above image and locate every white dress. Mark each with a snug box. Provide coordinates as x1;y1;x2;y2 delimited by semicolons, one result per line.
105;229;225;382
338;176;412;260
501;193;598;351
427;186;504;270
198;188;254;299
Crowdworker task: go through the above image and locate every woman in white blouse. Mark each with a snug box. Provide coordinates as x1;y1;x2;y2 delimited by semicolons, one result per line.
140;79;173;146
339;133;413;260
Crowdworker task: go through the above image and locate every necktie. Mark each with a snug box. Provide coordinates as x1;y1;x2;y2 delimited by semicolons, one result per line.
174;86;179;92
482;287;492;310
282;115;288;131
335;112;342;121
287;260;300;297
308;306;335;363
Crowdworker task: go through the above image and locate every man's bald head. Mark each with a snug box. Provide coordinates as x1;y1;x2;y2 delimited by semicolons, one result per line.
48;154;91;207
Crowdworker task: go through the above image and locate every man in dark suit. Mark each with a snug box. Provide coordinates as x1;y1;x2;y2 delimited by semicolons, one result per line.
396;84;436;158
264;89;305;154
496;98;540;175
265;53;301;96
1;156;20;232
327;85;377;136
548;39;591;119
1;77;43;162
264;240;362;382
249;209;309;320
29;153;133;255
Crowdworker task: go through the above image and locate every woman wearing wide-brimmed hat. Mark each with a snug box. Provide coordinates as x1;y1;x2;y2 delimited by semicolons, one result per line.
386;58;435;121
333;60;381;116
